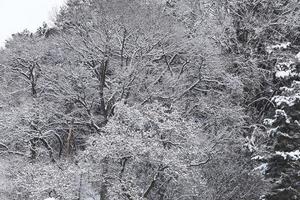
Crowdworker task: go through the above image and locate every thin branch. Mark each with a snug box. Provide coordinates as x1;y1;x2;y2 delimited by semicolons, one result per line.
177;60;189;79
175;79;200;101
0;142;8;150
188;155;211;167
247;97;275;108
0;142;26;156
44;131;63;158
30;137;56;162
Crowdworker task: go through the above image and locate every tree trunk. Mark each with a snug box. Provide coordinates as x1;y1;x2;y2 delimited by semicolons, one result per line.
98;58;108;122
100;156;109;200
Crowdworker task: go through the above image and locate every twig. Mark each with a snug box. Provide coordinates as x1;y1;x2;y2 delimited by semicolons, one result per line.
30;137;56;162
0;142;8;150
175;79;200;101
188;155;211;167
177;60;189;79
0;143;26;157
247;97;275;108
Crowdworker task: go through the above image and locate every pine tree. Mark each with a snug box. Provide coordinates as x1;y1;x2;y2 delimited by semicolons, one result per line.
263;46;300;200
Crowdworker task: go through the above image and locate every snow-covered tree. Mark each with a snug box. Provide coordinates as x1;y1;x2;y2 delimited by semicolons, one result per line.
262;46;300;200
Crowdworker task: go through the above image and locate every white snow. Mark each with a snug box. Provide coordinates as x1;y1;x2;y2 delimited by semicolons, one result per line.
272;95;300;107
267;42;291;53
275;70;291;78
295;120;300;127
266;46;273;54
244;135;256;152
295;52;300;62
272;96;291;106
276;61;294;69
291;80;300;88
288;150;300;160
275;109;287;117
275;68;300;79
275;150;300;160
263;118;275;126
267;127;278;136
275;109;290;123
251;155;264;160
277;131;292;138
259;195;266;200
280;86;294;93
44;198;56;200
276;151;288;159
253;163;268;175
272;42;291;49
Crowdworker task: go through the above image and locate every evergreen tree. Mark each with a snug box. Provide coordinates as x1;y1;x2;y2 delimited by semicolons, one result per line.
263;47;300;200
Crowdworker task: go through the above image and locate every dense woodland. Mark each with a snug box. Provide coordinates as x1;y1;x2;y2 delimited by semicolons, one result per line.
0;0;300;199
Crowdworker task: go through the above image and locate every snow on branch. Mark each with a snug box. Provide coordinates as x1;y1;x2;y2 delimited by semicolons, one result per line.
275;150;300;161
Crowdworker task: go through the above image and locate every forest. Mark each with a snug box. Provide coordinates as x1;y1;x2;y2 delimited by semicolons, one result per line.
0;0;299;199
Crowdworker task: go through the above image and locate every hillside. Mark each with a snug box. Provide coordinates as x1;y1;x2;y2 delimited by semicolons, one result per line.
0;0;299;199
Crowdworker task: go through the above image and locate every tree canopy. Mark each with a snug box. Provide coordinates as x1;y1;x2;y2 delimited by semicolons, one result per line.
0;0;299;199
